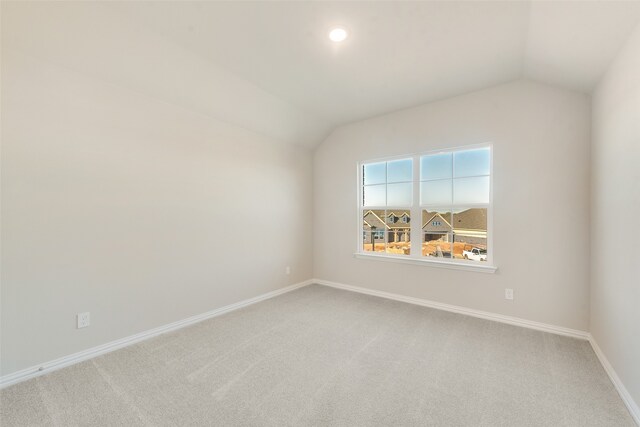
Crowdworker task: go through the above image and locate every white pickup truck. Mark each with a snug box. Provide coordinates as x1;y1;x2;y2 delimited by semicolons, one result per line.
463;247;487;261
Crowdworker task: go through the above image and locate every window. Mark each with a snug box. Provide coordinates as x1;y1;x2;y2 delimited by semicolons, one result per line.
358;145;494;272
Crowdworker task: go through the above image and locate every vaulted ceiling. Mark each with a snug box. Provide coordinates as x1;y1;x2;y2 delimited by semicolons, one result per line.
3;1;640;147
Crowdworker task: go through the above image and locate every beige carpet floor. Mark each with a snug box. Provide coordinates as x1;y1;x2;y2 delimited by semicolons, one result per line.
0;284;635;426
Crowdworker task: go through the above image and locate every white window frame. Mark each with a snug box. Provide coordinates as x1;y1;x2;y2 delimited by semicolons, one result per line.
355;143;497;273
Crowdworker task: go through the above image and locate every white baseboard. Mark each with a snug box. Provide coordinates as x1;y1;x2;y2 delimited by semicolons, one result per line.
313;278;590;340
5;278;637;426
589;337;640;426
0;280;313;390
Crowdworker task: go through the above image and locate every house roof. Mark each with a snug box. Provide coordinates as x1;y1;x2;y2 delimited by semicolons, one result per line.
451;208;487;231
363;210;388;231
422;208;487;232
422;212;453;233
363;209;411;231
364;208;486;232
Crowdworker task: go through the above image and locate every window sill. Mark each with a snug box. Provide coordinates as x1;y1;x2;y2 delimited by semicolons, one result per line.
353;252;497;274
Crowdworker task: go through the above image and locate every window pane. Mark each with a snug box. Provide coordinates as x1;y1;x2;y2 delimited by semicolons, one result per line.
363;210;386;252
363;162;386;185
363;184;386;206
454;148;490;178
423;233;453;258
387;182;412;206
386;209;411;256
363;230;372;251
387;158;413;183
421;179;452;205
452;208;488;261
422;209;452;258
420;153;452;181
453;176;490;204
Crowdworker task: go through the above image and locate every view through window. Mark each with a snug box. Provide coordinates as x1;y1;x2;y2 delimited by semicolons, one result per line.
360;146;491;264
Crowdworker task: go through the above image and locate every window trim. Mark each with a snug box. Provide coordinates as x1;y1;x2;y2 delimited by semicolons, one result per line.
353;252;497;273
356;143;496;273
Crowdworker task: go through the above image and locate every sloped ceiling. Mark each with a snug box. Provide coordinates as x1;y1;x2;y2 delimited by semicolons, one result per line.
3;1;640;148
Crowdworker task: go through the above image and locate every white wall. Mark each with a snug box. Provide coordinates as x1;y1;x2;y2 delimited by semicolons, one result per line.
314;80;591;331
0;49;313;376
591;23;640;410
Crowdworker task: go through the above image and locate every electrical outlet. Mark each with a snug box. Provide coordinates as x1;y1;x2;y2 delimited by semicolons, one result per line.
77;312;90;329
285;266;291;275
505;289;514;300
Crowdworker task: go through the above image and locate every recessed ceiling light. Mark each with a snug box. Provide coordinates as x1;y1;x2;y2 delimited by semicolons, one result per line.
329;27;348;42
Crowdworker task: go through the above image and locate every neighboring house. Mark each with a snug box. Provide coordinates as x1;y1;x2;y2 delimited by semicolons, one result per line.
422;209;487;246
363;210;410;243
422;212;452;242
363;208;487;246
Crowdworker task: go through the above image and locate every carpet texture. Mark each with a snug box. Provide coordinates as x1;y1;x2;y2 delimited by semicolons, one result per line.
0;284;635;426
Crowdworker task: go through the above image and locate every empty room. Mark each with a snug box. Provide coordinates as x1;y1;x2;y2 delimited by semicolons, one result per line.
1;1;639;426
